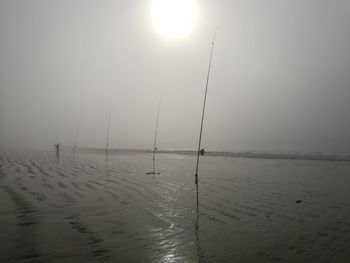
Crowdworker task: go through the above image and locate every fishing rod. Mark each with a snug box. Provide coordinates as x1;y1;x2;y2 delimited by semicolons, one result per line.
54;130;60;159
195;29;217;213
73;126;79;157
147;99;161;175
106;113;111;160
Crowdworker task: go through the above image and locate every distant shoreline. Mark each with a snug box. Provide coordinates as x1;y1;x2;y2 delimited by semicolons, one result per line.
76;147;350;162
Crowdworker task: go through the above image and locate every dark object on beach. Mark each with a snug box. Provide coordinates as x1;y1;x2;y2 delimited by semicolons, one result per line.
146;171;160;175
296;200;302;203
200;149;205;156
55;143;60;157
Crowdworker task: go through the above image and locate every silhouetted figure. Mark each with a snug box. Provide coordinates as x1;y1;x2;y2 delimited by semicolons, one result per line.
55;143;60;158
200;148;205;156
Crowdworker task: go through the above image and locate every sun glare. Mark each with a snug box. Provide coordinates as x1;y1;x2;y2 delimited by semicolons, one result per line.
151;0;198;39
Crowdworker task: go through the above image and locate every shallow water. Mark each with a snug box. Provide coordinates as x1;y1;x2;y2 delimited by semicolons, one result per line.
0;152;350;262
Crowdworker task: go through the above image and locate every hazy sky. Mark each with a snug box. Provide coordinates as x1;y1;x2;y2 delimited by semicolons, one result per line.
1;0;350;154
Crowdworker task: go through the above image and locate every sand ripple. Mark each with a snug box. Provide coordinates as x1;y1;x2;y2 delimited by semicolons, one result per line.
0;153;350;262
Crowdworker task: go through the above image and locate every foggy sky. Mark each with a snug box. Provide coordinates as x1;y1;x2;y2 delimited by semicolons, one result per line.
1;0;350;154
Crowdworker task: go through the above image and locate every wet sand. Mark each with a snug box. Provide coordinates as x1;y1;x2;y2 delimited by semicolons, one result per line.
0;152;350;262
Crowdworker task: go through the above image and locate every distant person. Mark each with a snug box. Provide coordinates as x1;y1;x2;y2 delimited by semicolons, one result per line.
200;148;205;156
55;143;60;157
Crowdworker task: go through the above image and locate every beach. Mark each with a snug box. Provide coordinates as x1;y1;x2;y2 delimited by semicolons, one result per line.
0;152;350;262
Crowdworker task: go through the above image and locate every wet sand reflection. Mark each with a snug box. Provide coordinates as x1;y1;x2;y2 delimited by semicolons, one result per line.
0;153;350;262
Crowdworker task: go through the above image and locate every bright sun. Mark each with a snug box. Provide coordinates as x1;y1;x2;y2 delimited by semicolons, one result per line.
151;0;198;39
